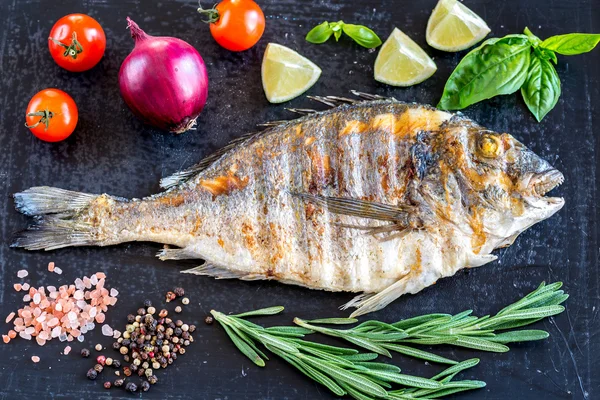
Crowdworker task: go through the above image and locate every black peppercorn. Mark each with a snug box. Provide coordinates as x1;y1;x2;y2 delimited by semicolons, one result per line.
137;308;146;316
143;299;152;307
112;341;121;350
86;368;98;380
112;359;121;368
125;382;138;393
80;348;90;358
122;338;131;346
175;320;183;327
148;375;158;385
138;368;145;377
174;327;183;336
189;324;197;332
174;287;184;297
156;339;163;346
94;364;104;373
171;353;177;361
127;314;135;323
182;331;190;340
141;352;149;361
130;364;138;372
204;316;214;325
123;355;130;362
140;380;151;392
167;357;174;365
114;378;125;387
103;381;111;389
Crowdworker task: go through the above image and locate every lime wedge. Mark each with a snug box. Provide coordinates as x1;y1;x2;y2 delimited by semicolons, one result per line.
426;0;490;52
374;28;437;87
261;43;321;103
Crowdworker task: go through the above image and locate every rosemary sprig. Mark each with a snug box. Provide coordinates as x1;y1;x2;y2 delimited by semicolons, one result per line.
211;307;484;399
294;281;567;362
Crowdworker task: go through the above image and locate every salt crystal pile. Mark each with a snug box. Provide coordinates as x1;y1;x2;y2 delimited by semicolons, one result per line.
3;270;117;346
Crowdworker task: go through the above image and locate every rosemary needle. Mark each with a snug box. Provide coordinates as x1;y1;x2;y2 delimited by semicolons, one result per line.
211;307;483;399
294;281;568;361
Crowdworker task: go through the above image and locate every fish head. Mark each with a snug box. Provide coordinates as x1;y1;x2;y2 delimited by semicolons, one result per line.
429;122;564;248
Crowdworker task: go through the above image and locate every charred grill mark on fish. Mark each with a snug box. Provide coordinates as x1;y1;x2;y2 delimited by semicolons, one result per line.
12;95;565;317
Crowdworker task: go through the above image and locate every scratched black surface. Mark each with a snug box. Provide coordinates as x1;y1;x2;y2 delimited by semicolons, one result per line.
0;0;598;399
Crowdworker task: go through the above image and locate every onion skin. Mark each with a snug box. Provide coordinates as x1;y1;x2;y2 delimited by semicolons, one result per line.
119;18;209;134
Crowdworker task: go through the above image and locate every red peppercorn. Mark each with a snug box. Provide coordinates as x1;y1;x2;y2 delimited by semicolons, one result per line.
97;355;106;365
103;381;111;389
148;351;154;358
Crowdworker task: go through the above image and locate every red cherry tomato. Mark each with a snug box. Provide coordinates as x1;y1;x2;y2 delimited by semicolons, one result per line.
48;14;106;72
25;89;78;142
200;0;265;51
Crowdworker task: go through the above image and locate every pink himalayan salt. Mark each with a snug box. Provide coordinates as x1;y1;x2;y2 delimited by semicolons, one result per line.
47;262;55;272
17;270;28;279
22;283;30;291
101;324;113;336
63;345;71;355
31;356;40;363
54;267;62;275
13;283;22;291
7;268;117;347
5;312;15;323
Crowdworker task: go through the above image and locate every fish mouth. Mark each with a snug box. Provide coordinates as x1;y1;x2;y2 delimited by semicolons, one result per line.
529;169;564;197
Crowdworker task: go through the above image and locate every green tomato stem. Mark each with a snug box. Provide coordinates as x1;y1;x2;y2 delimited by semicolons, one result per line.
25;110;54;131
49;32;83;59
198;1;220;24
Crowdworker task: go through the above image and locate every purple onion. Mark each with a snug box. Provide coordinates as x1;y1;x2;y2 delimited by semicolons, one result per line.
119;17;209;134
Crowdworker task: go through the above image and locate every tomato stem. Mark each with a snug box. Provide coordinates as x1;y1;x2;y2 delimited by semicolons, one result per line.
25;110;54;131
49;32;84;59
197;1;220;24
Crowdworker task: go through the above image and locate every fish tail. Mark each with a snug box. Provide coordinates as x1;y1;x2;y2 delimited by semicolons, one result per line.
12;186;111;250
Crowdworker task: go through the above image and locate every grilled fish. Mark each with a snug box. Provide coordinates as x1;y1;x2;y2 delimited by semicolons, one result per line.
13;93;564;317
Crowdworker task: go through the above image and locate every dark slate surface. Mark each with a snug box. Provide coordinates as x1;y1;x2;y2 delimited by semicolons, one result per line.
0;0;598;399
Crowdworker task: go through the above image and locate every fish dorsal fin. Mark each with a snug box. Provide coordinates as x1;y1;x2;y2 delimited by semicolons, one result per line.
160;91;398;189
293;193;414;222
160;131;264;189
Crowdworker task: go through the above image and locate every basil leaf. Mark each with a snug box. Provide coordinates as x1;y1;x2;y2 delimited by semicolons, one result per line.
306;21;334;44
331;21;343;42
438;35;532;110
342;24;382;48
523;27;541;46
521;53;561;122
540;33;600;55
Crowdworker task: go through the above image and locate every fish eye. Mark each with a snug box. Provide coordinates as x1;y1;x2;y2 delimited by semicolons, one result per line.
477;134;502;159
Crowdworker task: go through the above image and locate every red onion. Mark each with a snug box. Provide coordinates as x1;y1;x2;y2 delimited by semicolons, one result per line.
119;17;209;134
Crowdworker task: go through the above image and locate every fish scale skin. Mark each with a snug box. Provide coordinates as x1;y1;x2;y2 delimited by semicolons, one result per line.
96;101;455;293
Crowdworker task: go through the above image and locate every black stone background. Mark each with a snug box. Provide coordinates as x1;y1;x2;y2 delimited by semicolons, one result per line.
0;0;598;399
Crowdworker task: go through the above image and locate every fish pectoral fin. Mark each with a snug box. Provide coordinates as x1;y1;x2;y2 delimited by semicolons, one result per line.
157;248;200;261
467;253;498;268
342;271;437;318
181;263;269;281
293;193;414;223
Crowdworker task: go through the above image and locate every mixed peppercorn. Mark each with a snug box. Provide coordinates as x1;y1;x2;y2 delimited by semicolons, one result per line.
84;287;194;393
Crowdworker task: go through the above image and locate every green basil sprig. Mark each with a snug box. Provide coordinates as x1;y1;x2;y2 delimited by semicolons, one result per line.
438;28;600;121
306;21;382;49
